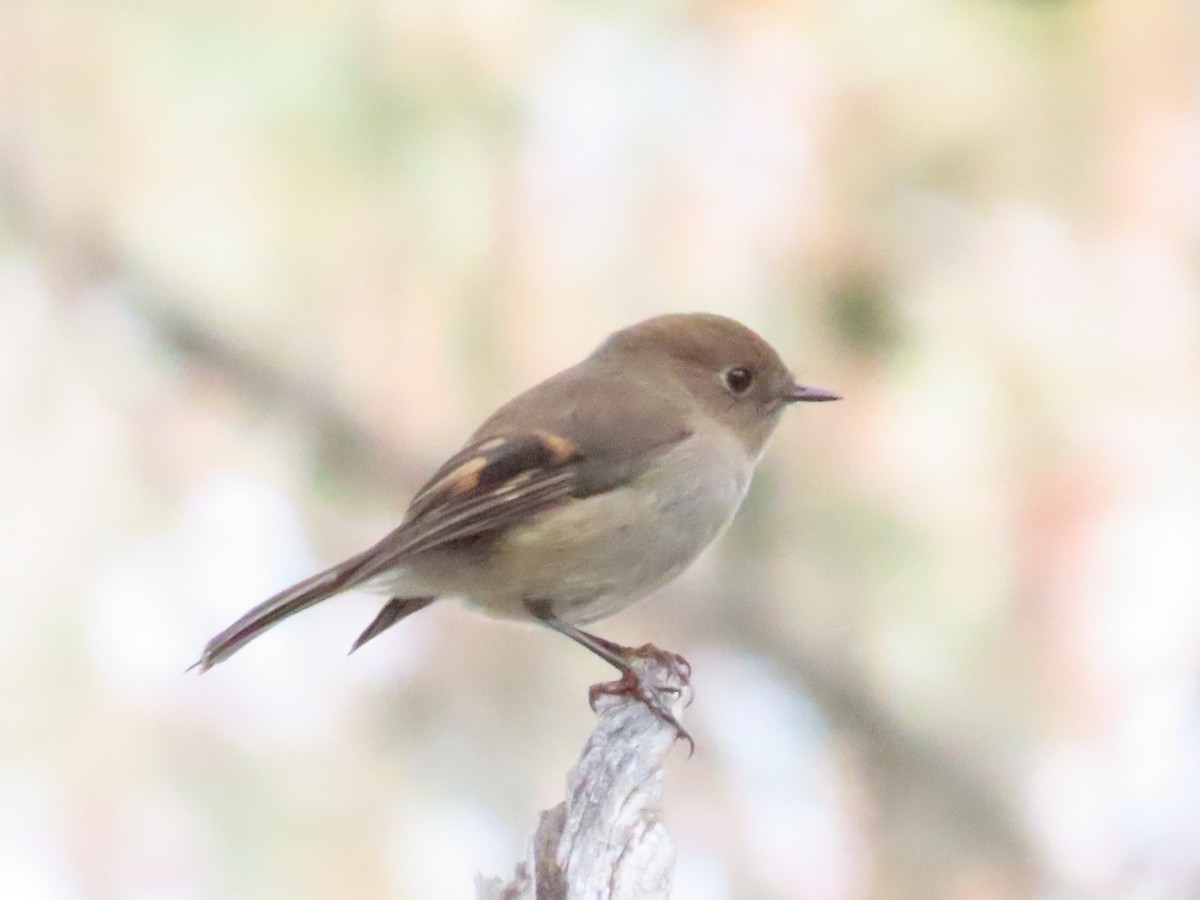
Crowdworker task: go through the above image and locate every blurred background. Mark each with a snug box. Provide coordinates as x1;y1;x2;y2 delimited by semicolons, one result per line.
3;0;1199;897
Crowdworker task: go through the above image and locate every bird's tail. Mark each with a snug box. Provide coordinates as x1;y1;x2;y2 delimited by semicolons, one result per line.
192;549;380;672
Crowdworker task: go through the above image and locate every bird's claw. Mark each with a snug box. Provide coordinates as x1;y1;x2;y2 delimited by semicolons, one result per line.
587;644;695;755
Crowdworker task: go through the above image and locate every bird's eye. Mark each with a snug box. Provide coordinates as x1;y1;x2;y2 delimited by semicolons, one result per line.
723;366;754;394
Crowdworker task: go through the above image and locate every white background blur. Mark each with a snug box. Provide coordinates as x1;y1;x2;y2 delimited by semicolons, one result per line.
3;0;1200;897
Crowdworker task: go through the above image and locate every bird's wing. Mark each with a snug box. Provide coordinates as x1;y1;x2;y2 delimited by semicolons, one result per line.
350;362;696;578
192;434;583;671
353;431;585;573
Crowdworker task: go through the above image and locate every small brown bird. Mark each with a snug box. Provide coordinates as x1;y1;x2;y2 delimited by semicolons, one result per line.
194;313;838;744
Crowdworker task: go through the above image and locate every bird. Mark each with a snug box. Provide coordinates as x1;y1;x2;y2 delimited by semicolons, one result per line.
192;313;839;746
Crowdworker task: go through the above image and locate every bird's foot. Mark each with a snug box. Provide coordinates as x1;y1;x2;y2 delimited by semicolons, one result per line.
588;643;694;755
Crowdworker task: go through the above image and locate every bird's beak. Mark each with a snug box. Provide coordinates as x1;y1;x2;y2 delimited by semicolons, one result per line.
785;381;841;403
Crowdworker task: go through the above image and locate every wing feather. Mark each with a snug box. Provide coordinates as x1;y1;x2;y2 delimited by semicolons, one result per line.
193;435;581;670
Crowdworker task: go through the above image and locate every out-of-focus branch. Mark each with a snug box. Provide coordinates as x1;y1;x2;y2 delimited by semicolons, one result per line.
0;161;428;489
122;298;430;489
476;654;689;900
754;630;1046;890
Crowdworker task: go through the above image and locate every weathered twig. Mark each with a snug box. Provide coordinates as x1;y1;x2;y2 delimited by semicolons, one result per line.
476;652;691;900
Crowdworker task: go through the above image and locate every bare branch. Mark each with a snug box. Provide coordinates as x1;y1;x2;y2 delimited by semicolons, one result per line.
477;654;690;900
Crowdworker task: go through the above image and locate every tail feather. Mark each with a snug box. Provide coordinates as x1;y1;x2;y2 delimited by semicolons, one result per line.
192;550;377;672
349;596;436;654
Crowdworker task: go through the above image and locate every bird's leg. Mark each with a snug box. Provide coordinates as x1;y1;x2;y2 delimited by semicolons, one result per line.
524;600;694;752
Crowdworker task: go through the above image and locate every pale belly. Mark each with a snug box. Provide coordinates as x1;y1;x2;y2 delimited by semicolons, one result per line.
396;434;754;625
